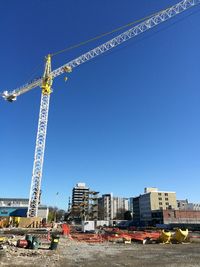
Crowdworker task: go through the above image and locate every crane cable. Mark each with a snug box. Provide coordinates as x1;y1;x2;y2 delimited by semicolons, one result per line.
23;1;200;84
20;8;163;86
51;3;176;57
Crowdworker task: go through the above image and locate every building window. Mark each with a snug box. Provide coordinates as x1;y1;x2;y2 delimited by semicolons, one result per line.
165;198;168;201
158;193;162;196
166;202;169;206
158;197;162;200
159;202;162;206
165;193;168;196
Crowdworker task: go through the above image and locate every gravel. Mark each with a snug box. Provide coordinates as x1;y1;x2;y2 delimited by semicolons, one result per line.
0;236;200;267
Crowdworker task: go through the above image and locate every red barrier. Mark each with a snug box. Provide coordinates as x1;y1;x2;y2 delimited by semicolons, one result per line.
62;224;70;236
69;230;161;243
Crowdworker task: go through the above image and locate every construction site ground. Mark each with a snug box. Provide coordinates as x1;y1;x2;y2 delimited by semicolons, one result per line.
0;236;200;267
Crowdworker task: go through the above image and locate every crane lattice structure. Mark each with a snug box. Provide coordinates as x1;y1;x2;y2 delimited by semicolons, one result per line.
1;0;199;217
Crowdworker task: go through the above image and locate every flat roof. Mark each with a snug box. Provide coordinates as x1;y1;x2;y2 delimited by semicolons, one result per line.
0;205;48;209
0;198;29;201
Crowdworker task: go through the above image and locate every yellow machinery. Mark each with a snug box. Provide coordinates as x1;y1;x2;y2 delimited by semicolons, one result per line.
159;228;189;244
173;228;189;243
159;230;172;244
13;217;20;227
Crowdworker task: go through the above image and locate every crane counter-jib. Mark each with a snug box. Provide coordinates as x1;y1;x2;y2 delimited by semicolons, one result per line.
1;78;42;102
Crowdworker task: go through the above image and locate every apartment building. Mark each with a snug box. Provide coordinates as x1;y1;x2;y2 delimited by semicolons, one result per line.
113;197;129;219
98;193;128;220
98;193;113;221
130;188;177;225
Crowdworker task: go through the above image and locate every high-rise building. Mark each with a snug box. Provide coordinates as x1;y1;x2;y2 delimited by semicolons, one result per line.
71;183;99;221
71;183;89;221
72;183;89;207
113;197;129;220
98;193;128;220
130;196;140;223
98;193;113;221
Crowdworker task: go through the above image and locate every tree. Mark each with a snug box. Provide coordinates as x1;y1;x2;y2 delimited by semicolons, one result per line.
70;205;82;221
115;208;125;220
48;206;66;222
124;210;133;220
97;205;104;220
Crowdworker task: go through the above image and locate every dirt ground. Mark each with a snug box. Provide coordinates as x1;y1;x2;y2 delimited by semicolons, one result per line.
0;237;200;267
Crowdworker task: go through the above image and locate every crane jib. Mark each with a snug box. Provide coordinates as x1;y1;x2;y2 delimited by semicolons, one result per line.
1;0;200;101
51;0;200;78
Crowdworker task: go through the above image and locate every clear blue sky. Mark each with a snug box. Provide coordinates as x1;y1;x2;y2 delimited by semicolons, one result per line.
1;0;200;209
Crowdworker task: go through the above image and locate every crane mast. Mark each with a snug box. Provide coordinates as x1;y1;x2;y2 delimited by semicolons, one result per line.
27;55;52;217
1;0;199;217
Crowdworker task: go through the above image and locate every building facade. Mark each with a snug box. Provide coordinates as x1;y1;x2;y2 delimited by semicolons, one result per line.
130;196;140;223
71;183;90;221
71;183;98;221
0;198;48;220
98;194;128;220
98;193;113;221
177;199;200;211
113;197;129;220
163;210;200;224
151;209;200;227
0;198;29;207
72;183;90;208
130;188;177;225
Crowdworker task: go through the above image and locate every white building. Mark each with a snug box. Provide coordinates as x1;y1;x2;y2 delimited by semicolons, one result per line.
98;194;129;220
113;197;129;219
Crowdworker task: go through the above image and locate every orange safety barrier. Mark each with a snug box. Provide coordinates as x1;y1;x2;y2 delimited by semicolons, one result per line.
69;231;161;243
70;233;104;243
62;223;70;236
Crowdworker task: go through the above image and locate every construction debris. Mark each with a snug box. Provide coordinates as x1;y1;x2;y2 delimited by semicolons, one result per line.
0;224;199;267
